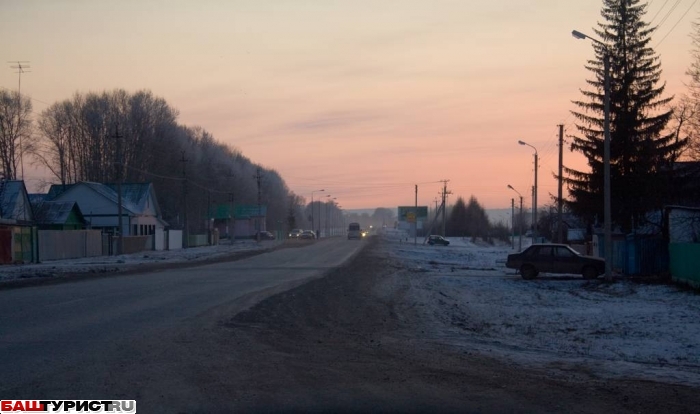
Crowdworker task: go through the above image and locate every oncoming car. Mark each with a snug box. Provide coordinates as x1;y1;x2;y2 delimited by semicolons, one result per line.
288;229;303;239
347;222;361;240
505;243;605;280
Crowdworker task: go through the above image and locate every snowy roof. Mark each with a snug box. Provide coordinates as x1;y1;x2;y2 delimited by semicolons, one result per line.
0;180;31;222
32;201;84;225
47;182;144;214
28;193;47;203
104;183;151;208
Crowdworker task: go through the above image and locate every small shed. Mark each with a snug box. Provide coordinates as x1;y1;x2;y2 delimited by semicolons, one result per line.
0;180;35;264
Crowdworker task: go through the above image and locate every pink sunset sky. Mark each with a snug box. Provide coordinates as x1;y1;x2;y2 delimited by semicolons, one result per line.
1;0;696;210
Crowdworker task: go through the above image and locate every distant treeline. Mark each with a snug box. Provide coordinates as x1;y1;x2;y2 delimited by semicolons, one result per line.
24;88;304;233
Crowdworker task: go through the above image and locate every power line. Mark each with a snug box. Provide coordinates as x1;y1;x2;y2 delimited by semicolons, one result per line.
656;0;698;46
0;85;52;107
656;0;683;29
650;0;672;23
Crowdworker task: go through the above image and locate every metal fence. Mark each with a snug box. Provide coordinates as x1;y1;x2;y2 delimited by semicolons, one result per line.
38;230;102;261
669;243;700;288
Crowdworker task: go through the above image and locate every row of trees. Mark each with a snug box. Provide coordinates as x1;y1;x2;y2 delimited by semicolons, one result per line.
444;196;510;244
1;88;304;233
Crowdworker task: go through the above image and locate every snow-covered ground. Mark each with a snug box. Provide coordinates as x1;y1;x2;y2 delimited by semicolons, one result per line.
379;229;700;386
0;239;277;282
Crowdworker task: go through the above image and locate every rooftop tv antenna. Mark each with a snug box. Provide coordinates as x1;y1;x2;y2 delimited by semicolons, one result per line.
8;61;31;180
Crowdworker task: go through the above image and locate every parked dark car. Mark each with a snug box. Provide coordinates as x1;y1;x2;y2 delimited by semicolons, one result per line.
255;231;275;240
300;230;316;240
506;243;605;280
427;235;450;246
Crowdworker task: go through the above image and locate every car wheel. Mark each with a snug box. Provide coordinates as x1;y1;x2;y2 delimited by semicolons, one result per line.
520;265;537;280
582;266;599;280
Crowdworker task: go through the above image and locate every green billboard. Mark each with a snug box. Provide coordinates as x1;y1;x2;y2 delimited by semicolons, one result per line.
398;206;428;223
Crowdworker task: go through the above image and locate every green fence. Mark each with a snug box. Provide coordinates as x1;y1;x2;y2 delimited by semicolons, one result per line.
669;243;700;288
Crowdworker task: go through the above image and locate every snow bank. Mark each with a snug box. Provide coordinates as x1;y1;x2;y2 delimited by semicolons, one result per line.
0;240;274;282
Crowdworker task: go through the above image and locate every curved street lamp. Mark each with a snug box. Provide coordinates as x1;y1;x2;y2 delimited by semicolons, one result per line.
518;140;538;243
507;185;524;251
572;29;612;282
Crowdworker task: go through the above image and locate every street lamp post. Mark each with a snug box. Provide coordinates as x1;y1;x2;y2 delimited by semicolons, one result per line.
507;185;524;251
326;197;336;237
322;194;331;237
518;140;538;243
311;189;324;237
572;29;612;282
335;204;342;236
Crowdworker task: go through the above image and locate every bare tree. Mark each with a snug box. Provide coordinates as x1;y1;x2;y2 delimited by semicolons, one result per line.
33;88;298;237
0;90;33;179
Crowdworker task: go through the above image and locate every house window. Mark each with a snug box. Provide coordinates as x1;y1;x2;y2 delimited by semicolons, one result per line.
140;225;144;235
133;224;137;236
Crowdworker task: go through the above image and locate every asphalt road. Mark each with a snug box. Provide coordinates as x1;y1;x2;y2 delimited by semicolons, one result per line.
0;238;364;396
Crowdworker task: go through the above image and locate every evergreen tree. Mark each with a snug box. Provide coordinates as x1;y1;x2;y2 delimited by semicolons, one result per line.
464;196;490;240
564;0;685;232
446;197;467;236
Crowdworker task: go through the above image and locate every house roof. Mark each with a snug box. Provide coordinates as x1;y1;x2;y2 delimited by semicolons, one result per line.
0;180;32;222
28;193;47;203
47;182;144;214
32;201;84;225
104;183;152;209
46;181;168;227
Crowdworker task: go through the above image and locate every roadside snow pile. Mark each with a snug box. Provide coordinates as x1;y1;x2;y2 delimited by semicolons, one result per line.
0;240;274;282
380;236;700;386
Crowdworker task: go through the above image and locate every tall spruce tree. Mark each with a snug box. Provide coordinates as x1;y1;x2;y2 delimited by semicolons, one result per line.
446;197;468;236
564;0;685;232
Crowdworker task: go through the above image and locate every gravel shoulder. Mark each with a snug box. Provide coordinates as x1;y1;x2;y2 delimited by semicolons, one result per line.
70;236;698;413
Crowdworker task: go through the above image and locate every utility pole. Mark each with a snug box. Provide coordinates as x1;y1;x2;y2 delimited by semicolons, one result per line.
255;167;262;242
511;198;515;249
9;61;30;180
207;190;212;245
518;196;523;251
227;170;235;242
109;124;124;255
603;52;613;282
557;124;564;243
180;152;188;248
534;152;538;243
414;184;418;246
440;179;451;237
532;186;535;240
